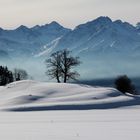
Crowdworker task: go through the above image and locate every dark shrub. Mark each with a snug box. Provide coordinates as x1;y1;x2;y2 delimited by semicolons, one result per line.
115;75;136;94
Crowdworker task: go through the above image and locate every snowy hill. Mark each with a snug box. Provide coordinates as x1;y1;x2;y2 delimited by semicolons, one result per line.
0;80;140;111
1;80;140;140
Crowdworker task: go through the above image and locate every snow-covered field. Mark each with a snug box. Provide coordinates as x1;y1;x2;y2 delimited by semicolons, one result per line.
1;109;140;140
0;80;140;140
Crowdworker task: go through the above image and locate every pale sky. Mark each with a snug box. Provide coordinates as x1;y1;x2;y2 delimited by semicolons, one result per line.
0;0;139;29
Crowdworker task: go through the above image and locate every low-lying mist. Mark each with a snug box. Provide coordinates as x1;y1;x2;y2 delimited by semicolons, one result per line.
0;54;139;88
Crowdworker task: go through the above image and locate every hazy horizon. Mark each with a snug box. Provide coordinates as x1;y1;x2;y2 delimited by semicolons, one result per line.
0;0;139;29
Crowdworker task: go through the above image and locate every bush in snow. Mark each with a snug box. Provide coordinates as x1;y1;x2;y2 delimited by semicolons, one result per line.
115;75;136;94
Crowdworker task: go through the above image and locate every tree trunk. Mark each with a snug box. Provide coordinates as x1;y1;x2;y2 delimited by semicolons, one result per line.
64;75;67;83
57;76;61;83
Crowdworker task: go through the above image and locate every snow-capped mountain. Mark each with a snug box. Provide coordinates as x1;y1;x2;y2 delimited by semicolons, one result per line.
0;21;70;58
0;16;140;80
38;17;140;79
46;17;140;57
1;17;140;59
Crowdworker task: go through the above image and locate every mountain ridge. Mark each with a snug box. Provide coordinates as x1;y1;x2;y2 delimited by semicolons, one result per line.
0;16;140;80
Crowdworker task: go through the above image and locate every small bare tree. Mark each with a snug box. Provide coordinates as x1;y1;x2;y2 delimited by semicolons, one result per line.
13;68;28;81
45;49;81;83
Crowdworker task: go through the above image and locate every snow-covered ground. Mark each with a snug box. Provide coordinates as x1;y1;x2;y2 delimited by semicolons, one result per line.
0;80;140;111
0;80;140;140
1;109;140;140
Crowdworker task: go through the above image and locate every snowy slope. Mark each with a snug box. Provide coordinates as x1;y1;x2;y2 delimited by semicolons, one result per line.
0;80;140;140
0;80;140;111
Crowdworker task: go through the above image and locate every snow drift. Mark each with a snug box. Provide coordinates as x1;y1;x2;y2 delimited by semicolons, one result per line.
0;80;140;111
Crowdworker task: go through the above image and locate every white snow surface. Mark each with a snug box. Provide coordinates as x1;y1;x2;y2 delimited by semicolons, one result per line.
0;80;139;111
0;80;140;140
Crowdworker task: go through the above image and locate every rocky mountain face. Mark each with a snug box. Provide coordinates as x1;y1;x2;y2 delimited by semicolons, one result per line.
44;17;140;57
0;21;71;58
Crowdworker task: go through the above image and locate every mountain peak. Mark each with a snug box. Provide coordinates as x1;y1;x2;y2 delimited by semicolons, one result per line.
75;16;112;30
16;25;29;31
31;25;41;30
38;21;64;30
49;21;63;28
114;20;123;24
94;16;112;23
50;21;60;25
114;20;135;31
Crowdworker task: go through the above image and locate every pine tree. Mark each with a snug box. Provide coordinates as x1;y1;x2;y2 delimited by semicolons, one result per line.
0;66;14;85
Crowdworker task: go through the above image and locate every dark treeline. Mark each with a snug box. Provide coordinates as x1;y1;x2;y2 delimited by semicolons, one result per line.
0;66;13;86
0;66;28;86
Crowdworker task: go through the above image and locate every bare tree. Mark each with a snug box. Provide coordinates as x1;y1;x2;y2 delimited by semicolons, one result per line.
13;68;28;81
45;51;62;83
60;49;81;83
45;49;81;83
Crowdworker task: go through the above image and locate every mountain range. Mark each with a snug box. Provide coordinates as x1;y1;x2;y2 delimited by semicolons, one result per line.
0;16;140;80
0;21;70;58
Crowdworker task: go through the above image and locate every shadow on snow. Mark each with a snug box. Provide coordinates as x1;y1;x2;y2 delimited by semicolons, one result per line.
5;96;140;112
